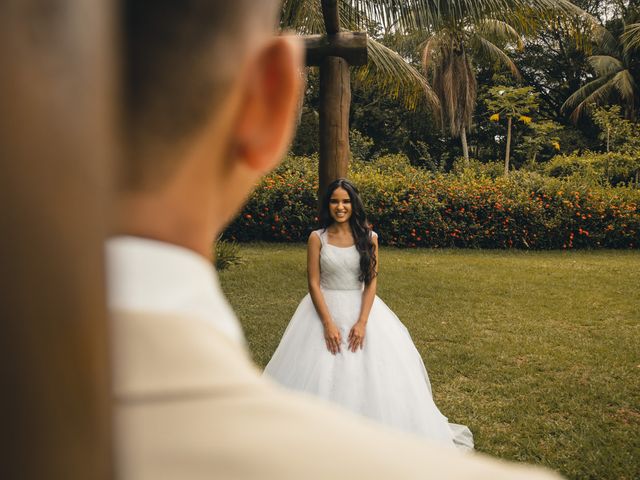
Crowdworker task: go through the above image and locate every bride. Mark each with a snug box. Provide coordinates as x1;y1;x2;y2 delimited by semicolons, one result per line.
264;178;473;449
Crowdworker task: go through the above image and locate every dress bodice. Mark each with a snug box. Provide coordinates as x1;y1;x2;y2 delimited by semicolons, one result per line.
314;229;376;291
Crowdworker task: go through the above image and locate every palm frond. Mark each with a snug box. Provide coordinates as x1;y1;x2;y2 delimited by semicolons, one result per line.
470;33;521;79
594;24;620;54
476;19;523;47
562;73;616;121
298;0;599;39
421;31;450;71
383;30;430;60
622;23;640;54
281;0;325;34
587;55;624;77
356;37;440;112
611;69;638;105
338;0;381;32
282;0;380;34
333;0;408;31
350;0;594;33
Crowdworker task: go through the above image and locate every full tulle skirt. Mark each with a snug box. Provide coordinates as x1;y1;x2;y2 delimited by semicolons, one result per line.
264;289;473;450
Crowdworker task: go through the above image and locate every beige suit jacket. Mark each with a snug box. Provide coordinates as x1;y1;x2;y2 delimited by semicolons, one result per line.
113;310;563;480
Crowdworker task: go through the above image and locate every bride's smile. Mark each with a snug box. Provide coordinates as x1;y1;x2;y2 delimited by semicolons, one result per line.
329;187;352;223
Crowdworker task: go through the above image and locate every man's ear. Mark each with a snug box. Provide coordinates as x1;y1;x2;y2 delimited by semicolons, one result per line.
232;35;304;173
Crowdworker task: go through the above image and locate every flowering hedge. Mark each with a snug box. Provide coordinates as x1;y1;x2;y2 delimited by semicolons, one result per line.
224;155;640;249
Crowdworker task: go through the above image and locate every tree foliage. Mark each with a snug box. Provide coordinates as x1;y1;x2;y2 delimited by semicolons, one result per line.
485;86;540;173
286;1;640;174
562;7;640;121
519;120;564;164
591;104;640;153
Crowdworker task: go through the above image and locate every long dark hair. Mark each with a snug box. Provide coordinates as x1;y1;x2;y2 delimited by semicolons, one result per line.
319;178;377;285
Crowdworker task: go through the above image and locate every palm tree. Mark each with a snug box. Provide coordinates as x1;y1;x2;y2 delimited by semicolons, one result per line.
414;1;596;166
421;17;523;165
563;20;640;121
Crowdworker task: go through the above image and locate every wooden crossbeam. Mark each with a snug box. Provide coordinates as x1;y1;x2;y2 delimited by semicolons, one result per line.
304;32;368;67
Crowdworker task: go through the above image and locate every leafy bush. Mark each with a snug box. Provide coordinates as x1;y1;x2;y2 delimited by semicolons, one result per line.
545;151;640;187
451;157;504;179
213;239;243;270
223;155;640;249
350;129;375;161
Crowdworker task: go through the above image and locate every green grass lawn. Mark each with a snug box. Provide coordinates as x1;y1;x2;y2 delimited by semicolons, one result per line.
219;244;640;480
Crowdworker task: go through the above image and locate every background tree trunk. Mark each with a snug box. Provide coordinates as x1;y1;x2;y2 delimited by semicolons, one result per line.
504;116;513;175
319;56;351;197
0;1;114;479
460;127;470;166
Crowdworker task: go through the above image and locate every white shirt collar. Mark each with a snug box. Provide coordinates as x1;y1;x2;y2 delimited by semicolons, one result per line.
106;235;245;346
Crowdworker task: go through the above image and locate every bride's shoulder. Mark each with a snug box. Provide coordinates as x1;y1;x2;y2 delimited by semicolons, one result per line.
308;229;325;244
369;230;378;239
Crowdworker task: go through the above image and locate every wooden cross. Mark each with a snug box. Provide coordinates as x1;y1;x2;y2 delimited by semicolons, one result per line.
303;0;368;198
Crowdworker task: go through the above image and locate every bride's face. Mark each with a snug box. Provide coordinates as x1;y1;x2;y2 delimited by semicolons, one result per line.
329;187;352;224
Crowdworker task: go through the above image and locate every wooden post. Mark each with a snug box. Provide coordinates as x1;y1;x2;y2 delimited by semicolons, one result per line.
0;1;115;479
321;0;340;34
319;57;352;196
304;0;367;200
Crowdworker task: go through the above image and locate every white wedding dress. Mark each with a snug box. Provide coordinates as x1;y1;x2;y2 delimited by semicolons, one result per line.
264;229;473;450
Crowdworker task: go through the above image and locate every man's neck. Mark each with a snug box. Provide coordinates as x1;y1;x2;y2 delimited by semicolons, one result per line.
116;193;214;259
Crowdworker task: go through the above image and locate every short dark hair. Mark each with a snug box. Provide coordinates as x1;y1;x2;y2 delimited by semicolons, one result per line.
121;0;280;189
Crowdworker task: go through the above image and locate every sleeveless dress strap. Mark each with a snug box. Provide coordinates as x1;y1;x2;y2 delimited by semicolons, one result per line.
313;229;326;247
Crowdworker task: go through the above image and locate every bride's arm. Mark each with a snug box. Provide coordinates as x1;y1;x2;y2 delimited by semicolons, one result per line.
349;236;378;352
307;232;341;354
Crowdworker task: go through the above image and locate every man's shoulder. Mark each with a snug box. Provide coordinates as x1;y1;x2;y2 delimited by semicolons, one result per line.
112;309;259;401
117;373;561;480
113;311;562;480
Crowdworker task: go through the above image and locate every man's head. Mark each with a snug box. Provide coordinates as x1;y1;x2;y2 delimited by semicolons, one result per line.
119;1;303;254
